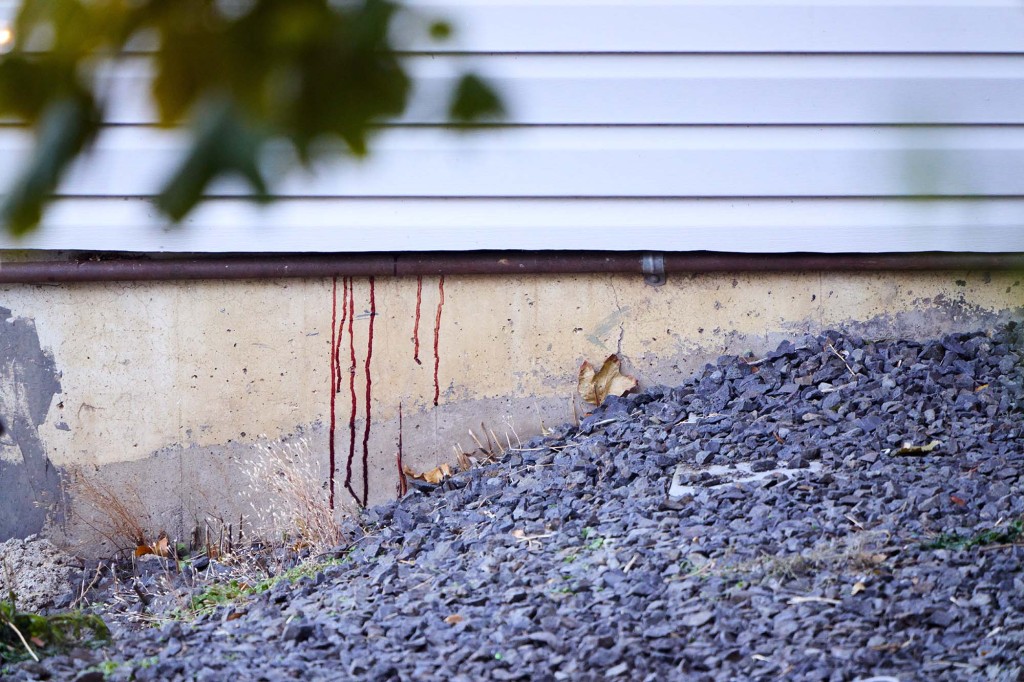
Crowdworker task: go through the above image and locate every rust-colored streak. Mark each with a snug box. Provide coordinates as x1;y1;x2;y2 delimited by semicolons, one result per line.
336;278;348;391
433;275;445;406
344;277;360;504
360;277;376;507
413;275;423;365
328;277;338;510
396;402;407;498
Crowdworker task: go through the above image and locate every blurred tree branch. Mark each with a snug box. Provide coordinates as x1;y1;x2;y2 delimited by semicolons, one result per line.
0;0;504;235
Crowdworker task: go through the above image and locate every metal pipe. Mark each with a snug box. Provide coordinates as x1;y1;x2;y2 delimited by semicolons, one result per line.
0;251;1020;283
660;252;1024;273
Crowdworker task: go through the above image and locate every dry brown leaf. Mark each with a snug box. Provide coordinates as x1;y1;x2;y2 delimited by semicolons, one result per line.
135;532;170;558
578;361;599;404
403;463;452;485
851;581;866;596
154;534;170;558
593;354;637;402
578;354;638;406
426;463;451;484
444;614;464;625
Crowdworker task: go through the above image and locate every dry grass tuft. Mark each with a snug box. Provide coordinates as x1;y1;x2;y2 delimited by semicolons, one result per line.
240;436;347;553
64;466;149;553
753;530;892;580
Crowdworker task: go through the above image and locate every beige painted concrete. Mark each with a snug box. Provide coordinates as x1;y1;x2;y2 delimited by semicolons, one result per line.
0;269;1020;553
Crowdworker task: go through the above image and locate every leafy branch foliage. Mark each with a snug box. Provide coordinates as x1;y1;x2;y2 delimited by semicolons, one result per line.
0;0;504;234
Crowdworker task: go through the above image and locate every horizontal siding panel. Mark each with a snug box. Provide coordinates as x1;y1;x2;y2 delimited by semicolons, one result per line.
7;197;1024;253
4;126;1024;198
399;2;1024;54
5;2;1024;54
91;55;1024;125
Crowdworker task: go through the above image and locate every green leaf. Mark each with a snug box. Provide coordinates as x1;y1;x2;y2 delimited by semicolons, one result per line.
0;95;100;235
151;33;217;125
157;97;270;222
15;0;98;55
448;73;505;124
0;57;57;121
429;20;453;41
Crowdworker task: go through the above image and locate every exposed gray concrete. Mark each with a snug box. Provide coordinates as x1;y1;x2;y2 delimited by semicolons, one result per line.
0;307;63;540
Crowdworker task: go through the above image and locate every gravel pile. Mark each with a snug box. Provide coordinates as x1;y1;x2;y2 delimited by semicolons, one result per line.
0;536;80;612
7;327;1024;681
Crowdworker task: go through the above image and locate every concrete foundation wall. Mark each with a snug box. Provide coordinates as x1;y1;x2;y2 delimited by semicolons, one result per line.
0;269;1020;554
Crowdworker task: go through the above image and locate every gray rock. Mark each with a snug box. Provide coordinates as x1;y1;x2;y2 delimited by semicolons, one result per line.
0;536;78;611
679;610;715;627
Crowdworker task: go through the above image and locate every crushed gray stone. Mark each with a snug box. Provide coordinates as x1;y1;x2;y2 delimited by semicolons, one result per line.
7;326;1024;681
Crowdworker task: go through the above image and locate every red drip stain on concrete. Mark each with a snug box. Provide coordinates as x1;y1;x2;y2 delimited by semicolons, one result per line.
433;275;445;406
336;278;348;388
344;277;360;504
413;275;423;365
396;402;407;498
328;277;339;509
359;277;376;507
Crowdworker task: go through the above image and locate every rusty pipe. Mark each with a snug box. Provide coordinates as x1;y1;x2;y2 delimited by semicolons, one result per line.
0;251;1020;283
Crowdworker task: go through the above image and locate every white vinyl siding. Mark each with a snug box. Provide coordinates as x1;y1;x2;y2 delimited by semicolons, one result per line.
401;1;1024;54
76;55;1024;126
1;126;1022;198
1;0;1024;253
26;198;1024;253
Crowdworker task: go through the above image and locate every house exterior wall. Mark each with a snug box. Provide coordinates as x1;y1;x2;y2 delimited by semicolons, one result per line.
0;1;1024;251
1;1;1024;548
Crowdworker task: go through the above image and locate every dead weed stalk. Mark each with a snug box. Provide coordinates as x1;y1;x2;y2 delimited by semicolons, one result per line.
455;420;522;471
